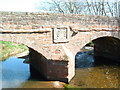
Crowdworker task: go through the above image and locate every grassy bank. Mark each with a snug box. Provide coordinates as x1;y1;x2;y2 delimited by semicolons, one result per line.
64;84;79;89
0;41;28;61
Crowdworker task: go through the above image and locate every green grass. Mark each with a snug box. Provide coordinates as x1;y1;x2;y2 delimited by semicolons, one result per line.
64;84;88;90
0;41;28;61
64;84;79;89
86;41;94;47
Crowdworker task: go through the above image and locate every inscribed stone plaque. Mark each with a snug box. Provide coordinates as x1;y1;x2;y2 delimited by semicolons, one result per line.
53;27;69;43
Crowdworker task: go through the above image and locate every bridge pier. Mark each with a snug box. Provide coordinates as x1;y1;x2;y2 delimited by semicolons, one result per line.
29;47;75;83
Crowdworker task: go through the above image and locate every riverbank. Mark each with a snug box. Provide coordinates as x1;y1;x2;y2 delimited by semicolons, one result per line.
0;41;29;61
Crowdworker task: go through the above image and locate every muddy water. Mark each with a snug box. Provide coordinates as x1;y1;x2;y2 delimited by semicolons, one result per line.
70;48;120;88
1;48;120;88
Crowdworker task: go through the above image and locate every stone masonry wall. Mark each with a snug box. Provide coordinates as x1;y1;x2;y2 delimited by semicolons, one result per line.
29;48;69;83
0;12;120;31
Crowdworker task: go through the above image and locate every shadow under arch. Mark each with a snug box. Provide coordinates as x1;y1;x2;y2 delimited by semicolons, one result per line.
75;36;120;68
93;36;120;62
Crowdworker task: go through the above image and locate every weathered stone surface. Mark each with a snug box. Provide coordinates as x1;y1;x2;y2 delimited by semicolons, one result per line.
0;11;120;83
0;12;120;31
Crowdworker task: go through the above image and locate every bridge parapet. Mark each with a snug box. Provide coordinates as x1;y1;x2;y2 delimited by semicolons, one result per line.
0;12;120;32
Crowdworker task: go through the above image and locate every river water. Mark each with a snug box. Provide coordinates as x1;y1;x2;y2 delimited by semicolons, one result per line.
1;56;64;88
71;48;120;88
1;48;120;88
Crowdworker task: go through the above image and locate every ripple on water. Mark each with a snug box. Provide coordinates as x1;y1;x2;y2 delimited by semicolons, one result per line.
71;50;120;88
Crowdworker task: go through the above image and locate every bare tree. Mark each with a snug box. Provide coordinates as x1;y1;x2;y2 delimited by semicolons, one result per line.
47;0;86;14
118;1;120;17
38;0;120;17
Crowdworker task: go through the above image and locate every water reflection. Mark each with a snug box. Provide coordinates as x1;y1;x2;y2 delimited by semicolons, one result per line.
1;48;120;88
72;47;120;88
1;56;65;88
1;56;30;88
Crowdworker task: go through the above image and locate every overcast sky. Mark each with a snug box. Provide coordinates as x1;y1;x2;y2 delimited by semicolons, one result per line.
0;0;41;12
0;0;118;12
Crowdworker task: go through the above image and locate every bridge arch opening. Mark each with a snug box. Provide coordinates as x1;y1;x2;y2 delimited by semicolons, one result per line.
75;36;120;68
1;40;30;88
72;36;120;88
1;40;48;78
1;40;70;83
93;36;120;62
1;40;54;88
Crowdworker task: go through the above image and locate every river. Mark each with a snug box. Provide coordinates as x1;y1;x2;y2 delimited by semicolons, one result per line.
1;56;64;88
71;48;120;88
1;47;120;88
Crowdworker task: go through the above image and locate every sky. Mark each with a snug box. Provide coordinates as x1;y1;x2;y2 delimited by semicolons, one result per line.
0;0;41;12
0;0;119;12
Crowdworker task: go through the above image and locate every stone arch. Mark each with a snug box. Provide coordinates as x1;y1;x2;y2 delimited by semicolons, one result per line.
92;36;120;61
78;35;120;62
74;32;120;69
1;39;47;59
1;39;51;80
79;32;120;49
67;32;120;60
0;33;48;58
1;35;71;83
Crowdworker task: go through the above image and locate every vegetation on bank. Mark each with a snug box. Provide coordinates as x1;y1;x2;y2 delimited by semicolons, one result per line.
86;41;94;47
64;84;79;89
64;84;89;89
0;41;28;61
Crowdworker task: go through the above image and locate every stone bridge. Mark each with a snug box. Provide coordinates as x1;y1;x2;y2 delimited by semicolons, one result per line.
0;12;120;83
